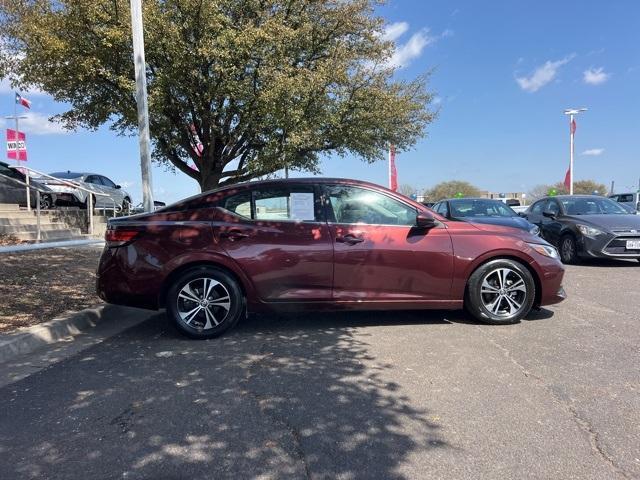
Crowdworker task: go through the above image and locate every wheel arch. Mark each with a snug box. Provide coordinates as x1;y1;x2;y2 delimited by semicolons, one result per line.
158;259;251;309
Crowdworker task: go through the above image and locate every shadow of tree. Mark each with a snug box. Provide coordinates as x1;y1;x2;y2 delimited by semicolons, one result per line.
0;310;453;479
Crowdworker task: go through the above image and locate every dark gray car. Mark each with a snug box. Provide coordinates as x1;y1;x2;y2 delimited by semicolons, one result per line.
432;198;541;236
525;195;640;264
0;161;55;209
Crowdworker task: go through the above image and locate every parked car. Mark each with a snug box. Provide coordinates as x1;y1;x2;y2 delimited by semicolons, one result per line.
432;198;540;236
42;171;131;211
97;178;566;339
0;161;56;209
608;192;639;213
524;195;640;264
131;201;166;214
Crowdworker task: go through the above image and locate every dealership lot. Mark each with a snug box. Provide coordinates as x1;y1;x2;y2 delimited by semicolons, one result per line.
0;260;638;480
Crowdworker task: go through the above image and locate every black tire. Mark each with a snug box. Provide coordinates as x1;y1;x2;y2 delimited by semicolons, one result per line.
559;234;578;264
39;194;54;210
465;259;536;325
80;195;96;211
166;266;244;339
122;198;131;215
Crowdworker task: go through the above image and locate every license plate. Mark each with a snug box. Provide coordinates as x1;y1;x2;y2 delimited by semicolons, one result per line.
626;240;640;250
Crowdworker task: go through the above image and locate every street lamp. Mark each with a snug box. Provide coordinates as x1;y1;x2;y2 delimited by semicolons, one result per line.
563;107;587;195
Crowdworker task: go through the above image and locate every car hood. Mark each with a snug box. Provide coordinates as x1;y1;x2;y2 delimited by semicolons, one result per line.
564;214;640;231
458;216;533;231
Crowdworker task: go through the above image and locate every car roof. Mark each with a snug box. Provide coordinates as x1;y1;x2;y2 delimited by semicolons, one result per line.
168;177;428;212
551;195;608;199
440;197;499;202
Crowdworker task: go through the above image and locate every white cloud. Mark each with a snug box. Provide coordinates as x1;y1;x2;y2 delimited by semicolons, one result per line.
515;55;575;92
387;30;434;69
0;112;68;135
583;67;610;85
581;148;604;156
382;22;409;42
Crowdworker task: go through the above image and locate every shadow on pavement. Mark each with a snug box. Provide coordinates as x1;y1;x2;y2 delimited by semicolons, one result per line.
570;258;640;268
0;308;456;480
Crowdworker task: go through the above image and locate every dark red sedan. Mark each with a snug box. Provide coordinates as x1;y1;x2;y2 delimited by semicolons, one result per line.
97;178;566;338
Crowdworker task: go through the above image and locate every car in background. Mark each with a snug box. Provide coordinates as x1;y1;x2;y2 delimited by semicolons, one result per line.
97;178;566;339
131;200;166;214
524;195;640;264
432;198;540;236
42;172;131;211
0;161;56;209
609;192;639;213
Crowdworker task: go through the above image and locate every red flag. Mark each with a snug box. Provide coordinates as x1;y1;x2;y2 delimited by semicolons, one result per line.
15;93;31;110
563;167;571;191
570;118;576;135
389;145;398;191
6;129;27;161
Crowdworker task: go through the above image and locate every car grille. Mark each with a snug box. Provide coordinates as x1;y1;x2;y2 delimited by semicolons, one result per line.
603;235;640;255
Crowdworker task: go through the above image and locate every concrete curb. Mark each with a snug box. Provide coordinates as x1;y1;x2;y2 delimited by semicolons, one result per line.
0;304;156;364
0;239;104;254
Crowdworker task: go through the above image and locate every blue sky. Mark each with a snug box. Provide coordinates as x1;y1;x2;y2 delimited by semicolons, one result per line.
2;0;640;203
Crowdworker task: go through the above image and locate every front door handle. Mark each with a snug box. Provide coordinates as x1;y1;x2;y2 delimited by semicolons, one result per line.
336;234;364;245
220;229;250;241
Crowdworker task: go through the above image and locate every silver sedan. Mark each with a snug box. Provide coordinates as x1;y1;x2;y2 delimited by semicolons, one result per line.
43;171;131;211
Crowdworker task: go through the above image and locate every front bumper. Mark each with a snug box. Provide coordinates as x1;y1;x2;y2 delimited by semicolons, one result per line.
578;233;640;259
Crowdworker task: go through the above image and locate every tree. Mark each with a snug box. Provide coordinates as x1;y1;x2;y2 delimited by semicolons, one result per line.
424;181;482;202
397;184;417;198
528;180;607;200
0;0;436;191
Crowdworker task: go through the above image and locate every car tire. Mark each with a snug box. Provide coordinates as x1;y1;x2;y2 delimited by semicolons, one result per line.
465;259;536;325
559;234;578;264
122;198;131;215
166;266;245;339
39;194;54;210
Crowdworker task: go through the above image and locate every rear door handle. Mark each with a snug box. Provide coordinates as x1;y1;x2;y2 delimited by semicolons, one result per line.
220;229;250;241
336;234;364;245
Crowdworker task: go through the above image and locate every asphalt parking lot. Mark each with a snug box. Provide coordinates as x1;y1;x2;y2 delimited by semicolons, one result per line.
0;260;639;480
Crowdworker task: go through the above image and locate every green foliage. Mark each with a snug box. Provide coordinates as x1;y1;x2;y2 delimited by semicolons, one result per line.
0;0;437;191
529;180;607;200
424;180;482;202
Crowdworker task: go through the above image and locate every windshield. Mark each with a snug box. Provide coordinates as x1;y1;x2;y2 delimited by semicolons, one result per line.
449;199;517;218
50;172;83;179
560;197;629;215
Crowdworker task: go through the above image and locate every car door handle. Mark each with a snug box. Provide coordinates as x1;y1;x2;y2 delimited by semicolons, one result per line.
220;229;250;241
336;234;364;245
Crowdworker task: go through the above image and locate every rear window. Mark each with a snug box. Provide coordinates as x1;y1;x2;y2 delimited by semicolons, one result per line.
51;172;83;179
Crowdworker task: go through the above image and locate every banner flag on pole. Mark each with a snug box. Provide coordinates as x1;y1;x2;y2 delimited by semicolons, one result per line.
15;92;31;110
570;118;576;134
563;168;571;191
389;144;398;192
6;129;27;161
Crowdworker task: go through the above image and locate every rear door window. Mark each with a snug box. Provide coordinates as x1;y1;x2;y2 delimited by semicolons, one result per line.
254;186;318;221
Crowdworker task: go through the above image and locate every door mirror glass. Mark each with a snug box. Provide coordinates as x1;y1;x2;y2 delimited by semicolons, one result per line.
416;211;436;228
115;185;121;189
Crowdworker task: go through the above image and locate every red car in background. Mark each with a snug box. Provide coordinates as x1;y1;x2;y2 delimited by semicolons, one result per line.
97;178;566;339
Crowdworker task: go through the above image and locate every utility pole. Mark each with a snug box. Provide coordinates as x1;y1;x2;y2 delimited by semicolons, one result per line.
610;180;614;195
563;108;587;195
130;0;154;212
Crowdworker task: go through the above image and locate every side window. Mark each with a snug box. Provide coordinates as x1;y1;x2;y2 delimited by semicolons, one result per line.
325;185;417;226
619;194;633;202
100;176;116;188
221;192;252;219
85;175;102;185
435;202;448;216
254;186;317;221
531;200;547;214
547;200;560;215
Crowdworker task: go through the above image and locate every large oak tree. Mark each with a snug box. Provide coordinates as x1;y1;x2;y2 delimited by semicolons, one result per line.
1;0;436;191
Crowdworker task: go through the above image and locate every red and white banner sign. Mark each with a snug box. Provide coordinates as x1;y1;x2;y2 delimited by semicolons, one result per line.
6;129;27;161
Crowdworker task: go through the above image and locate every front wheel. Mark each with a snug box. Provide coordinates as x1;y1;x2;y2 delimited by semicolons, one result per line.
559;235;578;264
166;266;245;339
465;259;536;325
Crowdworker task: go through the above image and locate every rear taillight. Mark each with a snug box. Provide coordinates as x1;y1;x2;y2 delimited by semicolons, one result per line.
105;228;141;247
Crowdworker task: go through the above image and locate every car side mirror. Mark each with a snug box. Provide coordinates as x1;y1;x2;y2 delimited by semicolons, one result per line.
416;211;437;228
517;212;527;218
542;210;555;218
115;185;121;189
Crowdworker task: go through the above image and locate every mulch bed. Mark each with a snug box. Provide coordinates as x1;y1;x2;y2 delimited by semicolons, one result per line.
0;246;104;332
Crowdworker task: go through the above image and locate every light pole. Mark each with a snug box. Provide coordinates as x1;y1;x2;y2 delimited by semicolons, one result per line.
130;0;154;212
563;108;587;195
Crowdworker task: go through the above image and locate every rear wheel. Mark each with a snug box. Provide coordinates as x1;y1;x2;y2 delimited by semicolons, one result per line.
39;194;54;210
166;266;244;339
465;259;535;325
559;234;578;264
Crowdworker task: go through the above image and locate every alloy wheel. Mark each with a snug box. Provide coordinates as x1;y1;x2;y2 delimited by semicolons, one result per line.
479;267;527;317
176;277;232;330
561;237;575;263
